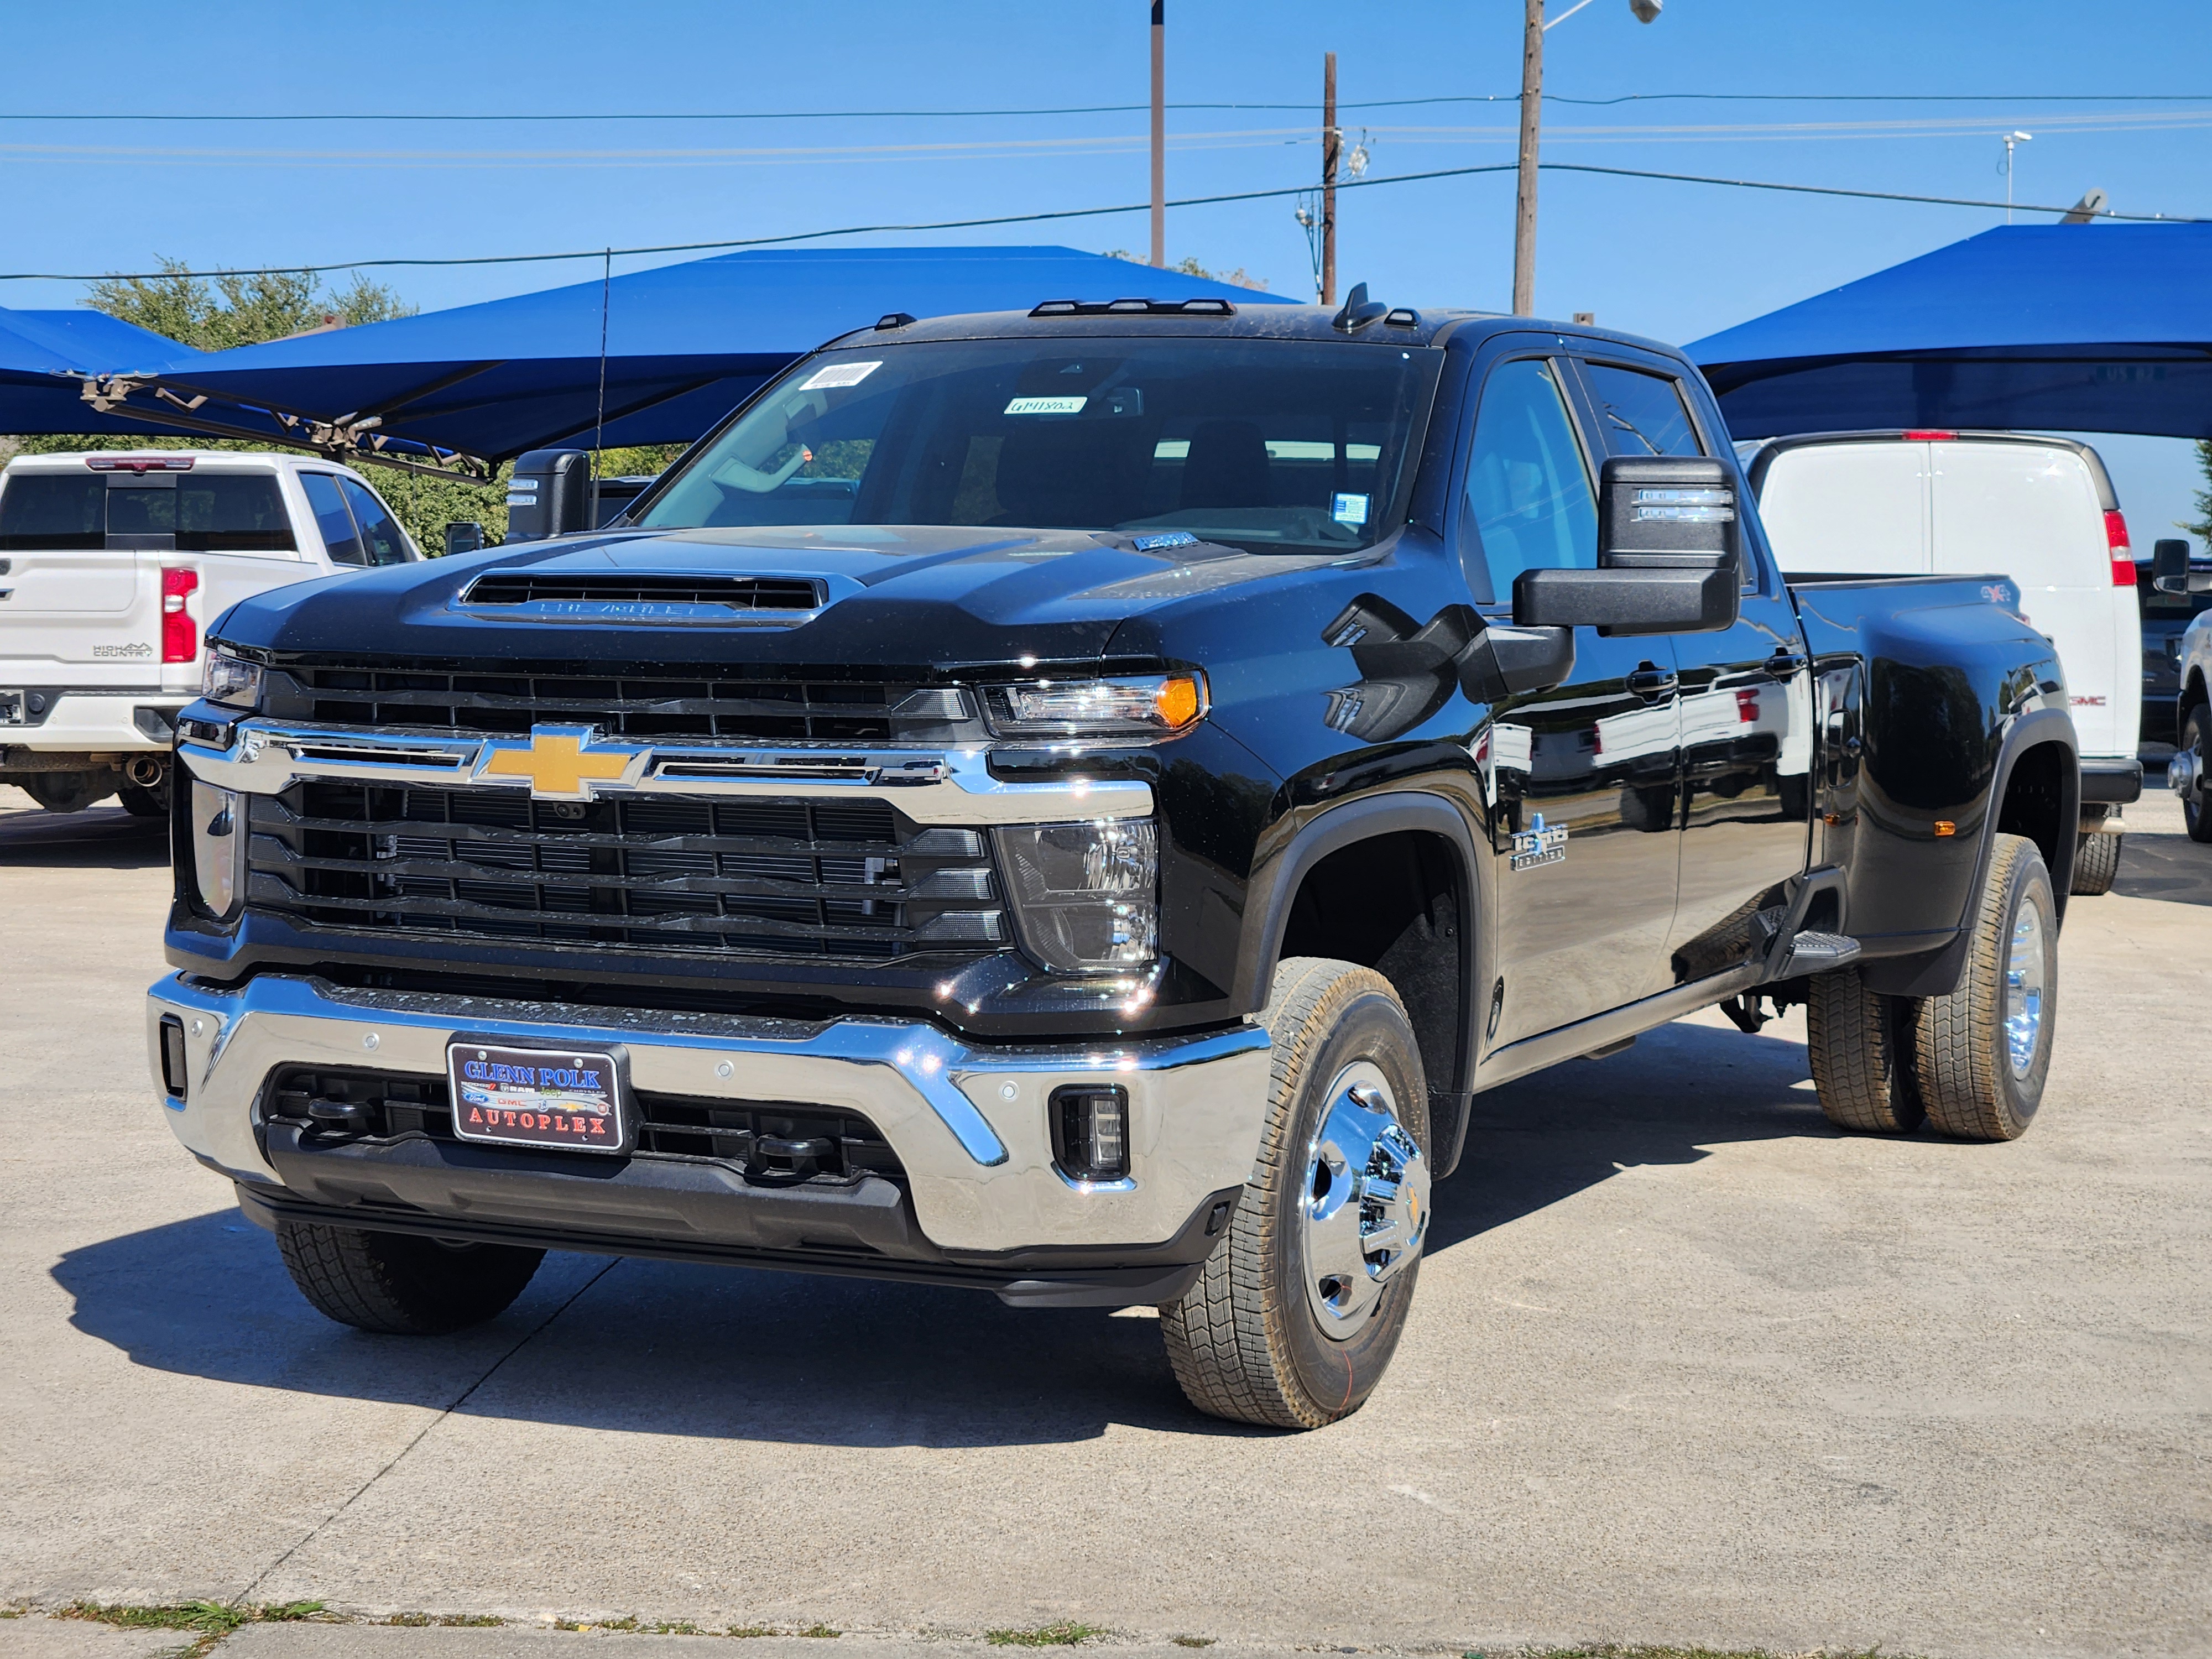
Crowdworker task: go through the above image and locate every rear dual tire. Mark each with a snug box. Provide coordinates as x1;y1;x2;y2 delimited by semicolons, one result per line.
2068;828;2120;895
1806;832;2056;1143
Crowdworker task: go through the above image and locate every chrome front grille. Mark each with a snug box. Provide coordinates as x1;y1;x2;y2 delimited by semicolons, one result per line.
243;782;1005;959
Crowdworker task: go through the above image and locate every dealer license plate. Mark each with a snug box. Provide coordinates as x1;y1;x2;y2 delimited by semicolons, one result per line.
446;1039;627;1154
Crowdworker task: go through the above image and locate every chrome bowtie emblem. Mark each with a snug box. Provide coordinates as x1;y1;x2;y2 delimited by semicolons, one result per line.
477;725;647;800
1510;811;1569;871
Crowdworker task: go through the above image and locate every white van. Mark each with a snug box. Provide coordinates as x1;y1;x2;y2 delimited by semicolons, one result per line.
1739;430;2143;894
0;450;419;815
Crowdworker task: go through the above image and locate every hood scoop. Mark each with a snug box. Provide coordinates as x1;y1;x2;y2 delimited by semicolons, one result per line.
455;570;827;626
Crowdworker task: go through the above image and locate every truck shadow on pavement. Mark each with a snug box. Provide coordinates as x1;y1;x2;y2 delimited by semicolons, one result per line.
54;1019;1838;1443
0;800;170;869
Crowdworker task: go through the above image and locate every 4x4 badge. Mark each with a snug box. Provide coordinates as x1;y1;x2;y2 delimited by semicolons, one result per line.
1510;812;1569;871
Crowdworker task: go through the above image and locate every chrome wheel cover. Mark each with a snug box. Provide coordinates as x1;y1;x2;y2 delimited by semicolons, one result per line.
1300;1062;1431;1339
2004;894;2048;1079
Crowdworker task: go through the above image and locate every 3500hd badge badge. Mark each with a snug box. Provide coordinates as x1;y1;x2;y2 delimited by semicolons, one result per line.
445;1036;634;1155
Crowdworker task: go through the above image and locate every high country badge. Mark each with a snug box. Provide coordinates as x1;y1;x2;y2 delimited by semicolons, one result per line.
1510;812;1569;871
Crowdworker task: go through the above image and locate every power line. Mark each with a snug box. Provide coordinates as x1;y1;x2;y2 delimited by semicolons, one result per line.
0;92;2207;123
0;161;2197;285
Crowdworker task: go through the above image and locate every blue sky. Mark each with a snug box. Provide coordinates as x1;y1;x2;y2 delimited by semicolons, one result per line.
1;0;2205;533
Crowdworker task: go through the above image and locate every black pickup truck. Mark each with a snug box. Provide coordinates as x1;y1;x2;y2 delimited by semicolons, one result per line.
150;295;2077;1428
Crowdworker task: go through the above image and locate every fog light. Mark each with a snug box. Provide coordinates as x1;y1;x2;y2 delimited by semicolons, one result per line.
191;779;243;919
997;818;1157;973
1051;1084;1130;1183
158;1014;188;1102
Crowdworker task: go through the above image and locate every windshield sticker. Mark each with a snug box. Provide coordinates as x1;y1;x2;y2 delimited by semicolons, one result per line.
799;360;881;392
1005;395;1088;416
1332;492;1370;525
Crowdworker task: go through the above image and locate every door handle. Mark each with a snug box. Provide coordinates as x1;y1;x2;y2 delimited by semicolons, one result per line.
1765;649;1809;679
1625;663;1678;700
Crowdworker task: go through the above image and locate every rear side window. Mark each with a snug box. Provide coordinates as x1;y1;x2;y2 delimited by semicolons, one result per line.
1584;364;1703;457
0;474;105;549
300;473;365;565
1460;358;1598;602
337;477;415;565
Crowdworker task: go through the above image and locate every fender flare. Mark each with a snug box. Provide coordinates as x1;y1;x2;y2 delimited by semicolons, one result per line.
1233;790;1485;1175
1860;706;2078;998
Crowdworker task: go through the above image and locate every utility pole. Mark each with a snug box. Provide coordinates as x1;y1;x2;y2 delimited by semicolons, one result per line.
1150;1;1166;267
1512;0;1542;316
1321;51;1339;306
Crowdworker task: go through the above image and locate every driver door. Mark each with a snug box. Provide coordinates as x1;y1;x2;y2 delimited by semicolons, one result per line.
1457;349;1683;1046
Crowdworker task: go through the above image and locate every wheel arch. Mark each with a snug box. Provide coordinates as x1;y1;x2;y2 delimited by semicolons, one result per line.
1861;707;2077;998
1235;792;1483;1175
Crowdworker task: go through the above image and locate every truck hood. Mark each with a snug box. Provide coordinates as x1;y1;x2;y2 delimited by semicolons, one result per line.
214;524;1341;669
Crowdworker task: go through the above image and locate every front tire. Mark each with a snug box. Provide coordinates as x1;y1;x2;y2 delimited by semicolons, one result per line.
276;1220;544;1334
1913;832;2057;1141
1161;958;1431;1430
2183;706;2212;844
2069;828;2120;895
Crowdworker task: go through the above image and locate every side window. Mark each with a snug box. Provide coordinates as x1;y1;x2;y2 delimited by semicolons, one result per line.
299;473;364;566
1584;363;1704;457
1460;358;1598;603
337;477;415;565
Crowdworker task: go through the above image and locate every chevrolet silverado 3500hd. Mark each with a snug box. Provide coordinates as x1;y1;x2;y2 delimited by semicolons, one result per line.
149;298;2077;1427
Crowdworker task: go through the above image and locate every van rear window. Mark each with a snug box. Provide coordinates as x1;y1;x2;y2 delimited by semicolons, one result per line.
0;471;295;551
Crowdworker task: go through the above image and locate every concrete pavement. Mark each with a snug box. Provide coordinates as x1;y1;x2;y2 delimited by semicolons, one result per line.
2;784;2206;1659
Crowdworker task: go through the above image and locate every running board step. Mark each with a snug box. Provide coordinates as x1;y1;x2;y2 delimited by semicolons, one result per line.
1777;930;1862;977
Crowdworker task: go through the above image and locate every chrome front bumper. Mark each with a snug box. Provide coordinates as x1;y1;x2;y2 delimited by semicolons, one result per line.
147;972;1270;1256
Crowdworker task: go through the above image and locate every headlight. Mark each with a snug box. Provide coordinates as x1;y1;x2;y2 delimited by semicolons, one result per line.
997;818;1157;973
980;673;1206;743
190;780;243;920
201;649;264;709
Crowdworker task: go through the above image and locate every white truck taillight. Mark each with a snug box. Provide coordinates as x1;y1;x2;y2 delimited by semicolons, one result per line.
2105;509;2135;587
162;566;199;662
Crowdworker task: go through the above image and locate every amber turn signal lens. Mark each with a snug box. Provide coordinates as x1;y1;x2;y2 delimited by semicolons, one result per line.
1154;674;1202;731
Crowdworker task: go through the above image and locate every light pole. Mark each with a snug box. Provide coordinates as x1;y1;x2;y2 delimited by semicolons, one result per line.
2001;131;2033;225
1513;0;1662;317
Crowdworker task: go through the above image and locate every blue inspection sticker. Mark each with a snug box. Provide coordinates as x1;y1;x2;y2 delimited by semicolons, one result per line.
1332;492;1370;525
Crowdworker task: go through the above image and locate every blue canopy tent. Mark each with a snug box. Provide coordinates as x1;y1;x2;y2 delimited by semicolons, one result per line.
1688;224;2212;440
80;246;1287;473
0;305;202;436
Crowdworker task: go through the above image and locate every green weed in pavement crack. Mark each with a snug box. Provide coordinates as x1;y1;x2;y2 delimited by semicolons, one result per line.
987;1622;1107;1647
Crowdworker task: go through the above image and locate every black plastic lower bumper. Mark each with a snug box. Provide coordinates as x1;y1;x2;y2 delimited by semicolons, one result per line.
2080;758;2143;804
236;1125;1237;1308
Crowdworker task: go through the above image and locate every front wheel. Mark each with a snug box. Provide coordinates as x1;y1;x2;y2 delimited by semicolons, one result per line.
1161;958;1431;1429
2183;706;2212;844
276;1219;544;1334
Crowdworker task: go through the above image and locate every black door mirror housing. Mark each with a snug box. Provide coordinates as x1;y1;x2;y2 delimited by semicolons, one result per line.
2151;538;2212;594
505;448;594;543
1511;455;1743;635
443;521;486;557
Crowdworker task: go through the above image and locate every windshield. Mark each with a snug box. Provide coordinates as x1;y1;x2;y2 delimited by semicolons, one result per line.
637;336;1442;554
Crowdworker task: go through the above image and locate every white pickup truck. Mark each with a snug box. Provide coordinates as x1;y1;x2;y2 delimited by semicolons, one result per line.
0;450;420;814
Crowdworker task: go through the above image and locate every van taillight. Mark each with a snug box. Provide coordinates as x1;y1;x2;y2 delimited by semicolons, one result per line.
1903;430;1956;441
161;567;199;662
2104;510;2135;586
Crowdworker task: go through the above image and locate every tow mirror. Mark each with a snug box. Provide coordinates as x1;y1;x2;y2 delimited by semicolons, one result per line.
2151;538;2211;594
443;521;485;557
505;448;594;543
1512;456;1742;635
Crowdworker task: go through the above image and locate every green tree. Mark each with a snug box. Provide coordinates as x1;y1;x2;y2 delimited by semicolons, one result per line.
2188;439;2212;542
1102;249;1269;290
